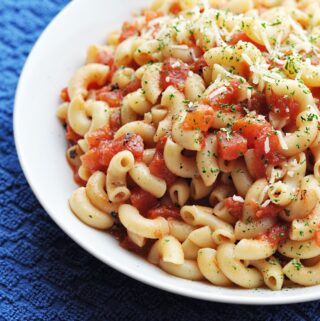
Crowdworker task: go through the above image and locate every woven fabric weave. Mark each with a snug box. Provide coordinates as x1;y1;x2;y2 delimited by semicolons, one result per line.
1;0;320;320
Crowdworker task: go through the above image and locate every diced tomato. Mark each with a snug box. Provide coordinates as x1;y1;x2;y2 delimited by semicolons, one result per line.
144;10;163;22
267;93;300;132
109;109;122;133
86;127;113;149
60;87;70;102
66;124;81;143
96;87;123;107
155;135;168;152
130;187;159;215
190;56;207;75
95;51;114;68
224;197;244;220
182;105;214;132
119;21;137;42
250;152;268;178
169;2;182;15
316;228;320;247
258;223;289;246
148;205;181;220
99;133;144;167
122;78;141;95
254;126;284;166
268;93;300;118
217;131;248;161
149;152;177;186
81;148;106;174
255;203;283;219
204;80;242;112
149;149;177;186
247;92;268;116
229;32;267;52
160;58;190;91
82;133;144;174
233;115;269;148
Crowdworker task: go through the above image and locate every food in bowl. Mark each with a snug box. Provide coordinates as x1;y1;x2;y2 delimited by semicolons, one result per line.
56;0;320;290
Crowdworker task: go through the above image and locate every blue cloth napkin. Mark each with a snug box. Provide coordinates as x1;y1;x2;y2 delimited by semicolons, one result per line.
0;0;320;320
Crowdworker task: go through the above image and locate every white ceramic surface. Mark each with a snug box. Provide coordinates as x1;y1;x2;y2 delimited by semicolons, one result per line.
14;0;320;304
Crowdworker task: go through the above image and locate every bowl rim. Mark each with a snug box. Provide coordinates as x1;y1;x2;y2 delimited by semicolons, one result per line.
13;0;320;305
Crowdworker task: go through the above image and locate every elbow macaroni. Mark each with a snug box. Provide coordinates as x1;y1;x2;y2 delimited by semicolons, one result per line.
61;0;320;291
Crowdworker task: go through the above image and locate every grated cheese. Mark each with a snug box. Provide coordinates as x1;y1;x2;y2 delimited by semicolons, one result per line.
275;130;289;150
264;137;270;154
232;195;244;203
261;199;271;208
208;86;227;100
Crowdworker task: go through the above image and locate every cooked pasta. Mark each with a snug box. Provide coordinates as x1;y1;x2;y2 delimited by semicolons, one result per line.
58;0;320;290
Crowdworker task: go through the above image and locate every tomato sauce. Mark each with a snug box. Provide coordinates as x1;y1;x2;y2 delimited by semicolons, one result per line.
217;131;248;161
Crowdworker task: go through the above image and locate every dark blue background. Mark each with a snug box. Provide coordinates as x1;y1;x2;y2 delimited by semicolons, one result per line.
1;0;319;320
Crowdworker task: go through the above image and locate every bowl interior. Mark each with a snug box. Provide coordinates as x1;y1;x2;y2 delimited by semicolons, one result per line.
14;0;320;304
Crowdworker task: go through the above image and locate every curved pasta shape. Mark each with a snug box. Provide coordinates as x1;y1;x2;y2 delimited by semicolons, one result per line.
249;257;284;291
114;121;156;147
142;63;162;104
197;248;232;286
106;151;135;203
67;97;91;136
190;177;213;200
119;204;169;239
184;72;206;102
278;239;320;259
196;134;220;187
283;259;320;286
159;259;204;281
115;37;142;67
234;239;276;260
164;137;198;178
134;39;163;65
126;89;152;115
231;159;253;198
128;230;146;248
129;162;166;198
148;236;184;264
216;243;264;289
168;218;195;242
169;179;190;206
181;205;234;234
86;171;119;214
111;67;135;89
69;187;114;229
68;64;109;100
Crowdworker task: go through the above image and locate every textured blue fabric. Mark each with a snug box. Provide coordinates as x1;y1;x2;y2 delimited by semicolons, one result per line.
1;0;320;320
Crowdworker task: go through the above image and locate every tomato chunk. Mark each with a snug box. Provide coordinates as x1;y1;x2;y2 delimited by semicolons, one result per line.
169;2;182;15
66;124;81;143
233;115;269;148
82;133;144;174
109;109;122;133
190;56;207;75
225;197;244;220
160;58;190;91
254;126;284;166
267;93;300;132
86;127;113;149
247;92;268;116
144;10;163;22
149;137;176;186
316;228;320;247
81;148;105;174
255;203;283;219
229;32;267;52
204;80;242;113
60;87;70;102
96;87;123;107
119;21;137;42
183;105;214;132
122;78;141;95
148;205;181;220
258;223;289;246
99;133;144;167
217;131;248;161
130;187;159;215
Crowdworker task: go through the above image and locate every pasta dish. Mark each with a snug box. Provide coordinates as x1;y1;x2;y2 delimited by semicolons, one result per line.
57;0;320;290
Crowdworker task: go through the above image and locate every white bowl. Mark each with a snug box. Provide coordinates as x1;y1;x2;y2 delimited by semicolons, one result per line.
14;0;320;304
